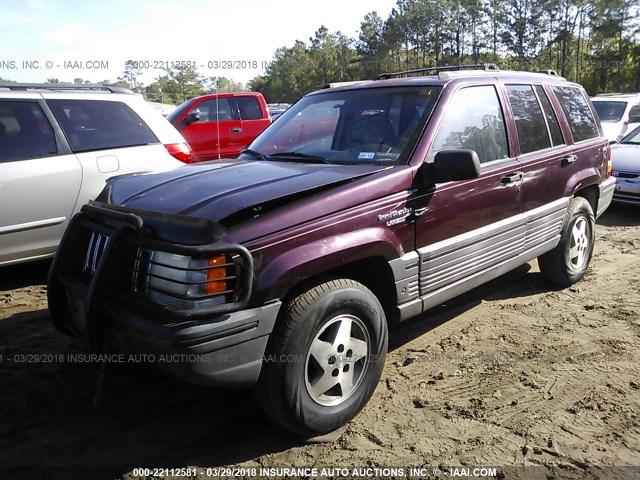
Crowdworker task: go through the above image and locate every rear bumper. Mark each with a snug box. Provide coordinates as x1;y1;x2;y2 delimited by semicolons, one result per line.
597;177;617;217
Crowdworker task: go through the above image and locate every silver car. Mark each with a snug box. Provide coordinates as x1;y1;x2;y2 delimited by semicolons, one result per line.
0;83;190;267
611;125;640;205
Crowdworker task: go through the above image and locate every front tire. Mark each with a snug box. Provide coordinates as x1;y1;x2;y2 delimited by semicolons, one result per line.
538;196;595;287
255;278;388;436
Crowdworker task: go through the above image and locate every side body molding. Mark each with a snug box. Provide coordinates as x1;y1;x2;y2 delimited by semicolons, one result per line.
391;197;570;322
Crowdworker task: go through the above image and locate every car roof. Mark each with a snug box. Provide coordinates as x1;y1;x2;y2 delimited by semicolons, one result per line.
309;66;575;96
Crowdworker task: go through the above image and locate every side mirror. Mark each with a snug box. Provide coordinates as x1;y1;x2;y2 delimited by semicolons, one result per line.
184;112;200;125
628;115;640;124
433;149;481;183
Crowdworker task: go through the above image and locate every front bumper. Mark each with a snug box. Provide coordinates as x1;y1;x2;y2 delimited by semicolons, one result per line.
611;175;640;206
597;176;617;217
109;300;281;387
48;202;280;388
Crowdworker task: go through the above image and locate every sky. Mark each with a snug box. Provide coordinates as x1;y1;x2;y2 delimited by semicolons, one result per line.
0;0;397;87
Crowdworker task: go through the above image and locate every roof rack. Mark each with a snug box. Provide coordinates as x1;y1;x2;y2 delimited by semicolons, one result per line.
322;80;373;89
0;83;133;94
537;69;559;76
378;63;500;80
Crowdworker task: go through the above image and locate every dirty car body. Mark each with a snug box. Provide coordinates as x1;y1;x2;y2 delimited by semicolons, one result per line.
49;67;615;436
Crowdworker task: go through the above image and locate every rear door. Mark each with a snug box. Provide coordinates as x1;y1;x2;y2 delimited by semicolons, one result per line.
45;97;172;212
0;97;82;265
503;83;579;253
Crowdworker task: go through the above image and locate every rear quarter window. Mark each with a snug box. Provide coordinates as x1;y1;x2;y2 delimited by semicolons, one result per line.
552;86;600;143
47;99;159;153
236;96;264;120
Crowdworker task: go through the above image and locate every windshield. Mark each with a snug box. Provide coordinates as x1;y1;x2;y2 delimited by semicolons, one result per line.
593;101;627;123
240;86;441;165
620;126;640;144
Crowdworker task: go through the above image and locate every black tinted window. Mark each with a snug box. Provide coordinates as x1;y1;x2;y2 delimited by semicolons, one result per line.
0;100;57;162
430;85;509;163
552;87;599;142
507;85;551;154
236;96;263;120
48;100;158;153
192;98;234;122
534;85;564;146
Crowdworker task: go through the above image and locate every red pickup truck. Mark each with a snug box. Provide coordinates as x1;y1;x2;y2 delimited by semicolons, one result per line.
167;92;271;162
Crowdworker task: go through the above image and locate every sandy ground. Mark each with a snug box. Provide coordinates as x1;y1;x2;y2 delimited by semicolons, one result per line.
0;204;639;480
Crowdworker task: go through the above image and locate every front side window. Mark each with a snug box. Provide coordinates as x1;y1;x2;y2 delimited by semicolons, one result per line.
553;87;600;142
191;98;234;122
0;100;57;163
429;85;509;164
507;84;551;154
48;100;158;153
243;86;441;165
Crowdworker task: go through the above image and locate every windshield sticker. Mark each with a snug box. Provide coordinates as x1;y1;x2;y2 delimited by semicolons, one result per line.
358;152;376;160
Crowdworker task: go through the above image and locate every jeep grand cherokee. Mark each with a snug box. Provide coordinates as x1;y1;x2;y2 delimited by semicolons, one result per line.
48;64;616;436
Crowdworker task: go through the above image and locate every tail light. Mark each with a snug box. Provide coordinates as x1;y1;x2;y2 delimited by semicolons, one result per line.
165;142;193;163
604;143;612;177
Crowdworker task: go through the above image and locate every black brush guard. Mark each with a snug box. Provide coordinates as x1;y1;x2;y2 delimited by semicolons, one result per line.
48;202;254;351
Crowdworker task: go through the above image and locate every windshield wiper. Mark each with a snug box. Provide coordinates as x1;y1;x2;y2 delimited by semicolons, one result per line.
268;151;331;164
240;148;267;160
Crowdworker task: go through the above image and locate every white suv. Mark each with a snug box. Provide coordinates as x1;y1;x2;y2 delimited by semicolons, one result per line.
0;83;192;267
591;93;640;142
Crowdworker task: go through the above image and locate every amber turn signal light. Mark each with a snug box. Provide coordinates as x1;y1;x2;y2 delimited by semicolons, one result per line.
206;254;228;295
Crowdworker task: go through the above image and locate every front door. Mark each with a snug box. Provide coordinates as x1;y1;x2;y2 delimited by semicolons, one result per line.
412;85;523;308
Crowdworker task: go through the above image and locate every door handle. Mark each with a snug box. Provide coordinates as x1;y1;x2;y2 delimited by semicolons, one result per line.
562;154;577;165
230;127;242;133
501;172;523;184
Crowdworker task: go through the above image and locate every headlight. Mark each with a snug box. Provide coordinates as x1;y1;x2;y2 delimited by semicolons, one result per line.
147;251;233;300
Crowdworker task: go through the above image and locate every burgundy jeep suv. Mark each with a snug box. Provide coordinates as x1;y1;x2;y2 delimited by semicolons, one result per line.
48;65;616;436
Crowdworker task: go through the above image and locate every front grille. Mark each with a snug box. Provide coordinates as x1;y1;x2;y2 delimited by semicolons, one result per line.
82;232;110;275
613;171;639;179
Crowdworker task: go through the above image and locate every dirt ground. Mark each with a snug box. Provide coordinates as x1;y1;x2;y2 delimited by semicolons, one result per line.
1;204;639;480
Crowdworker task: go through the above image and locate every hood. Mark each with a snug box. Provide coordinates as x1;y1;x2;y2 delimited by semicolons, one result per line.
99;160;386;225
611;144;640;173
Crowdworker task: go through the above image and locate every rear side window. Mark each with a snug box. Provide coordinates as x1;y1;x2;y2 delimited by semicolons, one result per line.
430;85;509;164
507;85;551;154
0;100;57;163
534;85;564;146
236;96;263;120
552;87;599;142
192;98;234;122
47;99;158;153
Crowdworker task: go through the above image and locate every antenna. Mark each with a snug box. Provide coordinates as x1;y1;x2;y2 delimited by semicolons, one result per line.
215;78;221;160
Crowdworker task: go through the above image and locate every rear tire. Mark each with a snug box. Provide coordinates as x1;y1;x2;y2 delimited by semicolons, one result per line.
255;278;388;436
538;196;595;288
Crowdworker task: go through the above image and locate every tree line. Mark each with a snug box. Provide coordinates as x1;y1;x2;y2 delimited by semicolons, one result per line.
250;0;640;103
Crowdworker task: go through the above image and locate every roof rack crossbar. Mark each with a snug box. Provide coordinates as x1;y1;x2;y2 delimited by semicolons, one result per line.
378;63;500;80
0;83;133;94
